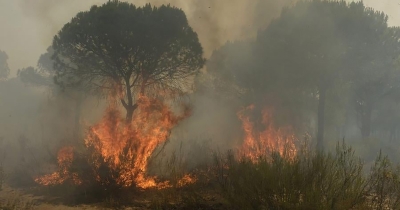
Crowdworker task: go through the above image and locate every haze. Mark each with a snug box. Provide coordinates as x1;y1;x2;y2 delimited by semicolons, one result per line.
0;0;396;76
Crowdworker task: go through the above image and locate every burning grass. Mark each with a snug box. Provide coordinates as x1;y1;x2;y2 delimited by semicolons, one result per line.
237;104;298;162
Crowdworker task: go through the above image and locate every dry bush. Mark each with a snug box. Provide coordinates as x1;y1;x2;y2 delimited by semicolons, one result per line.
367;151;400;210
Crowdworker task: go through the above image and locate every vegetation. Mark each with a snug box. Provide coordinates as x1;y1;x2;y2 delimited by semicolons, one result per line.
0;50;9;79
3;0;400;209
2;139;398;209
207;0;400;150
52;1;205;121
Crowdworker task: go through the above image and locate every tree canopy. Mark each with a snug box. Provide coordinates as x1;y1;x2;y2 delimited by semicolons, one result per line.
52;1;205;121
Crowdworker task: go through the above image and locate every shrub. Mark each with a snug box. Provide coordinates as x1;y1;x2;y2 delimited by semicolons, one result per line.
216;141;369;209
367;151;400;210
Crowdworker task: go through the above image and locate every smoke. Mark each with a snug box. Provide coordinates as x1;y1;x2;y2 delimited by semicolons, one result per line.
0;0;399;179
0;0;294;75
3;0;397;75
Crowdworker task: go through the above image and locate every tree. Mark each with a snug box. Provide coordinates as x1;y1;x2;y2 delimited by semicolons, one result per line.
18;66;51;86
252;0;352;150
52;1;205;121
18;47;55;87
0;50;10;79
345;13;400;138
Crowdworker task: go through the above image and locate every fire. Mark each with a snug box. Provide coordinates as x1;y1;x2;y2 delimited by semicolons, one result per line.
85;95;191;188
35;146;81;185
36;95;195;189
237;105;297;162
177;174;197;187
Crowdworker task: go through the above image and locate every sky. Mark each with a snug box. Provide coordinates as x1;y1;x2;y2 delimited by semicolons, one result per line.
0;0;399;77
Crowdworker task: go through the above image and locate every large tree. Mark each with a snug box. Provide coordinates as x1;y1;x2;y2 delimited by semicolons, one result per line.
246;0;350;150
0;50;10;79
344;12;400;138
52;1;205;121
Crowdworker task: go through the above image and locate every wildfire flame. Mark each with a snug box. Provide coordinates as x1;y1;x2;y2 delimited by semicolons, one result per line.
237;104;297;162
36;95;196;189
35;146;81;185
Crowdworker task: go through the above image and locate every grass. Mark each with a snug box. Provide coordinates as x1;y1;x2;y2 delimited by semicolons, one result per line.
0;195;35;210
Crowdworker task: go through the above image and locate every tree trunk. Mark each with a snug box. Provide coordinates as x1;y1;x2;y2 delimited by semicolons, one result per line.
122;77;146;122
125;104;138;122
361;104;372;138
73;93;83;142
123;77;137;123
316;86;327;151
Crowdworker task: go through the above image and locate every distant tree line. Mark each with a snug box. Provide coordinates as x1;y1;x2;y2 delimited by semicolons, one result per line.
206;0;400;150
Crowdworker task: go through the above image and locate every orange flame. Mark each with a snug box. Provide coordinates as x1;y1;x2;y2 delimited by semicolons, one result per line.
237;105;297;162
35;146;81;185
85;95;191;188
177;174;197;187
36;94;195;189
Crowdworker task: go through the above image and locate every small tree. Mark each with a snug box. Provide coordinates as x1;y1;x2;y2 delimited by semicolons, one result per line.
52;1;205;121
0;50;10;79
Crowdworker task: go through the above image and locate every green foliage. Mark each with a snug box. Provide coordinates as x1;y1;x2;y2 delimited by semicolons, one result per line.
215;141;392;210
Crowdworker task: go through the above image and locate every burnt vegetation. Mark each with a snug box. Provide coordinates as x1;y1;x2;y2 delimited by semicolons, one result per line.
3;0;400;209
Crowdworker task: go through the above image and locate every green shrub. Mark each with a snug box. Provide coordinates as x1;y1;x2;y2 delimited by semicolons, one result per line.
216;141;369;209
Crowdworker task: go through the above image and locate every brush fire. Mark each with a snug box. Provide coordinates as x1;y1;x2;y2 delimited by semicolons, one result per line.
35;95;197;189
35;99;297;189
237;104;297;162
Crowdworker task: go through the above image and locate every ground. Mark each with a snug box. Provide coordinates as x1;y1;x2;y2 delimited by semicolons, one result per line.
0;184;229;210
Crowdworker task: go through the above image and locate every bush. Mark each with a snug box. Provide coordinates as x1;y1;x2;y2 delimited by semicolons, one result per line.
367;151;400;210
216;141;370;209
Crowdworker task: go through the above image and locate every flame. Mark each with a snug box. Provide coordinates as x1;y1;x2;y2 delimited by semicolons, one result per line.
177;174;197;187
35;146;81;186
237;105;297;162
85;95;191;188
36;94;195;189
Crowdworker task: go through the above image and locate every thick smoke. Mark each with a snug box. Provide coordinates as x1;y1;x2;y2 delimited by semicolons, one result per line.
0;0;296;171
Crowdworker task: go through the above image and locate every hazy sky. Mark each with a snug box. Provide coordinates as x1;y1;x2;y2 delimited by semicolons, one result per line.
0;0;398;77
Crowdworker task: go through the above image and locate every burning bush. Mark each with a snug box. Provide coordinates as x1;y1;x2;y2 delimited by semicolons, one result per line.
35;95;194;192
237;104;298;162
